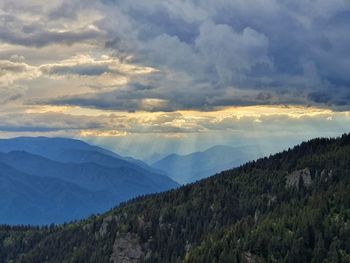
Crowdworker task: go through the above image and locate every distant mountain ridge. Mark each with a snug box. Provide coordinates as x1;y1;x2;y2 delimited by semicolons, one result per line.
152;145;260;184
0;136;131;163
0;137;178;224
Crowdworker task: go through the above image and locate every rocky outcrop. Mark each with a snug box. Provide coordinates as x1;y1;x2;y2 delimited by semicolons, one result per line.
254;209;260;224
98;215;114;237
286;168;312;189
244;252;264;263
320;169;334;182
110;233;143;263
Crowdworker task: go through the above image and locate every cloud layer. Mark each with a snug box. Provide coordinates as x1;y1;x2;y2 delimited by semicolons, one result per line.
1;0;350;155
1;0;350;112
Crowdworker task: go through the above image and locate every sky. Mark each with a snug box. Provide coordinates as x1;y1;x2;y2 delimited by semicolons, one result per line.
0;0;350;160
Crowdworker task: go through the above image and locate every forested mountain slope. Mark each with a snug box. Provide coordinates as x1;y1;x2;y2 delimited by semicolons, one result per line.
1;134;350;262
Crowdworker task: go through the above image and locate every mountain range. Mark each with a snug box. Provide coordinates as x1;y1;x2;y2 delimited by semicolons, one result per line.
152;145;261;184
1;134;350;262
0;137;178;224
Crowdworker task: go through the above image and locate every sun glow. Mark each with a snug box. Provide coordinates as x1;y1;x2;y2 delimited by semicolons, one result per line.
26;105;334;118
21;104;344;140
80;130;128;137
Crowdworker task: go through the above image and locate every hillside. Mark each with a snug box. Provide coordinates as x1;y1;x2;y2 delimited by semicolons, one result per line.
152;145;260;184
0;138;178;224
1;134;350;262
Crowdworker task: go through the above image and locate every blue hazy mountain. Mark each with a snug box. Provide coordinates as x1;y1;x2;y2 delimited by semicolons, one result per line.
0;137;143;167
0;137;178;225
0;162;113;225
152;145;260;184
0;136;117;158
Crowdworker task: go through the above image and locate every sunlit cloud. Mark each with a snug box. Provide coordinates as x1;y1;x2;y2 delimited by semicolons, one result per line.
80;130;128;137
38;54;157;89
0;59;40;86
2;105;346;136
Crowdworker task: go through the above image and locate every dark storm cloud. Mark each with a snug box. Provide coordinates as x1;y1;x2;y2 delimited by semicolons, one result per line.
41;64;112;76
3;0;350;111
0;25;101;48
34;83;307;112
0;4;102;48
0;112;105;132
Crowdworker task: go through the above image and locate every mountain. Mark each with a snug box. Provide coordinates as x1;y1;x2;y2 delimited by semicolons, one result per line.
0;137;153;169
0;136;120;160
0;162;112;225
0;151;177;198
1;134;350;262
144;152;166;164
152;145;259;184
0;137;178;224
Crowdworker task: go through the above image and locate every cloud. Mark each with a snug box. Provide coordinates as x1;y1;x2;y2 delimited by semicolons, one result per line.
8;105;350;137
0;112;105;132
17;0;347;112
0;86;26;104
0;1;103;47
0;60;39;86
41;64;112;76
0;27;102;48
39;54;155;77
194;21;270;86
0;53;157;108
0;0;350;145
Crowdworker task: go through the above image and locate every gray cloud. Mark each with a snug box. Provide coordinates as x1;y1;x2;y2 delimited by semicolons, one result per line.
2;0;350;111
41;64;112;76
0;86;26;104
0;112;104;132
0;25;102;48
0;60;39;86
0;1;103;48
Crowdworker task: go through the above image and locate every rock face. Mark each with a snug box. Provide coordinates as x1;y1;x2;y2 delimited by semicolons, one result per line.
286;168;312;189
244;252;263;263
98;215;114;237
320;169;334;182
110;233;143;263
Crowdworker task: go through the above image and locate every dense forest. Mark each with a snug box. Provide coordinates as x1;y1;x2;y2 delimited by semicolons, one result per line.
1;134;350;262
